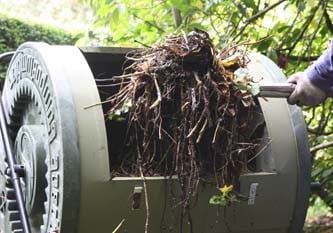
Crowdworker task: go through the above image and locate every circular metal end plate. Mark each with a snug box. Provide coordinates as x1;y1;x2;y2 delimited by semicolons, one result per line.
0;42;109;233
248;53;311;233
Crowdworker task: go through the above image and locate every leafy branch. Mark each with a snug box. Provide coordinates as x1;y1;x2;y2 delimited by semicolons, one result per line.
244;0;288;24
311;141;333;154
132;13;165;33
321;0;333;34
287;5;320;56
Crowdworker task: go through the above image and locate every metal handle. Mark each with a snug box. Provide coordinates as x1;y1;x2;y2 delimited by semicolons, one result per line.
259;83;295;98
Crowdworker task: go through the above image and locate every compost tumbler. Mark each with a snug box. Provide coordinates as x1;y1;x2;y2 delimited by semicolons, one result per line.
0;42;311;233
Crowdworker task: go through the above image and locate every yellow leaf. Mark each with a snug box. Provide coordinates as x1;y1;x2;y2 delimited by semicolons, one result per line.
221;53;241;68
219;185;233;194
193;0;203;9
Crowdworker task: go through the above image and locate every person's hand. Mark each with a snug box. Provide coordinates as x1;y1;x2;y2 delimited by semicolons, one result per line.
287;72;326;106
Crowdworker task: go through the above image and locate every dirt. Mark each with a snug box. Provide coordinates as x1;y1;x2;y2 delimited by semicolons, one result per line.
102;29;264;190
99;29;268;232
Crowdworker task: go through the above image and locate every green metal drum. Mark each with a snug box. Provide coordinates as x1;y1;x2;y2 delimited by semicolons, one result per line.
0;43;310;233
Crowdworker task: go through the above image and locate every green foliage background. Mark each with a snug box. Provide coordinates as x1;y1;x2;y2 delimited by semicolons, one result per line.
83;0;333;212
0;14;80;79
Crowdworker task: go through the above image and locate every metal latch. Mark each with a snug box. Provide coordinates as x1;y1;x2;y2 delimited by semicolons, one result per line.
132;186;143;210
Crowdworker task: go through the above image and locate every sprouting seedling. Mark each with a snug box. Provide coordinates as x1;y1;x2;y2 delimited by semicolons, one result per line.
209;185;238;207
108;99;132;122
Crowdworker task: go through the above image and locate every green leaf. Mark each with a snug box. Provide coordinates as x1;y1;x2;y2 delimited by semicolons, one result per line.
243;0;256;9
209;195;221;205
322;168;333;178
169;0;192;12
112;7;120;24
297;1;306;11
312;167;324;177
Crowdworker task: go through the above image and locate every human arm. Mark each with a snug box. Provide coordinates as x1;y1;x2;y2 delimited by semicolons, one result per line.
305;40;333;92
287;40;333;106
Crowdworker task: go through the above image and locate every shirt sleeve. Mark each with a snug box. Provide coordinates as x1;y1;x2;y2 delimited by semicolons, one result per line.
305;39;333;92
